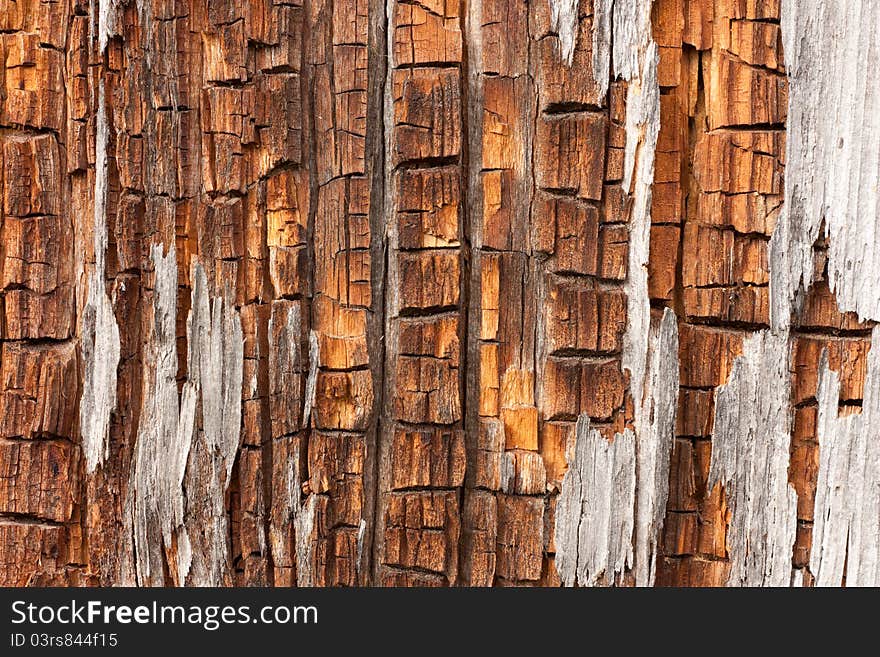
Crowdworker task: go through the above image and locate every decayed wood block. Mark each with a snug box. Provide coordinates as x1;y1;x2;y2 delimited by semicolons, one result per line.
392;0;461;66
534;196;601;276
231;447;268;586
536;113;607;200
495;495;543;582
703;7;786;129
0;34;64;131
394;315;461;424
390;427;465;490
383;490;460;580
542;358;627;422
0;439;79;522
694;131;784;195
0;523;72;586
312;369;373;431
392;68;461;165
544;277;627;355
792;336;870;406
0;343;77;441
397;167;460;249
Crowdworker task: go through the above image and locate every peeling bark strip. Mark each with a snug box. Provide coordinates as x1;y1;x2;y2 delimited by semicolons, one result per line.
634;309;679;587
771;0;880;327
126;246;243;586
555;416;636;587
708;331;798;587
79;79;121;474
125;246;182;586
549;0;581;66
555;309;678;587
613;0;660;443
811;327;880;587
181;261;244;585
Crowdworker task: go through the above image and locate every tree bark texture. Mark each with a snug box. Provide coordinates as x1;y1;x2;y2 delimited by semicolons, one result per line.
1;0;878;587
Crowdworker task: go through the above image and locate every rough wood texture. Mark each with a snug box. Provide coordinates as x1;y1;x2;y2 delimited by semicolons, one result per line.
1;0;878;587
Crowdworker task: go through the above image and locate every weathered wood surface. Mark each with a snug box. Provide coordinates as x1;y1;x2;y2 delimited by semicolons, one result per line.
1;0;878;587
